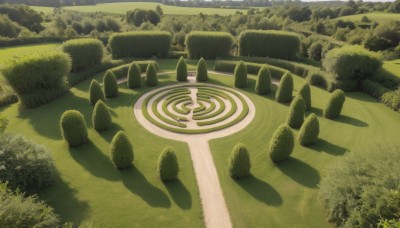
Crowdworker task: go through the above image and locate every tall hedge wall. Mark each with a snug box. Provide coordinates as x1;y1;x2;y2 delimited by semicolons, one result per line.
238;30;301;60
62;38;104;72
185;31;234;59
109;31;171;59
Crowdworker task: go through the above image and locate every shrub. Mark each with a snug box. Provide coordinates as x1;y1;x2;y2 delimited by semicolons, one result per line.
92;100;112;131
110;131;134;169
255;65;272;95
109;60;159;80
324;89;345;119
176;56;187;82
196;58;208;82
239;30;301;60
103;71;118;98
2;51;71;108
0;83;18;108
60;110;88;147
298;82;311;111
214;60;286;80
127;62;141;89
0;115;8;135
275;72;294;103
89;79;105;105
308;42;324;61
157;147;180;182
145;63;158;87
234;61;248;88
269;125;294;162
185;31;234;59
0;133;56;193
286;95;306;128
109;31;171;59
227;143;251;179
297;114;319;146
61;38;104;72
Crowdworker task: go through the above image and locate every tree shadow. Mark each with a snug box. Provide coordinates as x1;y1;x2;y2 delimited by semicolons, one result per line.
164;179;192;210
235;175;283;206
334;115;368;127
309;107;323;117
309;138;348;156
96;123;123;143
276;157;320;189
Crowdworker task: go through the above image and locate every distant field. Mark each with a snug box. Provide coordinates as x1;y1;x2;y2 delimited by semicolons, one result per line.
336;12;400;24
383;59;400;78
31;2;247;15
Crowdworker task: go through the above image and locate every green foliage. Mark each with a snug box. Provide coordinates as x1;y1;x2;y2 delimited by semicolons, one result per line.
308;42;323;61
297;114;319;146
275;72;294;103
286;95;306;129
0;83;18;108
176;56;187;82
227;143;251;179
157;147;180;182
0;14;23;38
234;61;248;88
0;115;8;135
298;82;311;111
196;58;208;82
324;89;346;119
145;63;158;87
0;4;43;32
103;71;118;98
62;38;104;72
110;60;159;80
255;65;272;95
110;131;134;169
269;125;294;163
185;31;234;59
89;79;105;105
127;62;142;89
126;9;161;26
92;100;112;131
60;110;88;147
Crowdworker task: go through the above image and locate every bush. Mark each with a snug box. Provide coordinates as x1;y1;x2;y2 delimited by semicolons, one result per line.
196;58;208;82
227;143;251;179
308;42;324;61
0;83;18;108
239;30;301;60
103;71;118;98
145;63;158;87
0;115;8;134
60;110;88;147
110;131;134;169
0;133;56;193
157;147;180;182
255;65;272;95
275;72;294;103
185;31;234;59
127;62;141;89
234;61;248;88
109;31;171;59
269;124;294;162
61;38;104;72
286;95;306;128
214;60;287;80
176;56;187;82
297;114;319;146
298;82;311;111
89;79;105;105
2;51;71;108
92;100;112;131
109;60;159;80
319;144;400;227
324;89;345;119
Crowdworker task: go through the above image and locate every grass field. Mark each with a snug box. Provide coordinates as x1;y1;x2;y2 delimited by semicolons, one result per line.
383;59;400;78
336;12;400;24
31;2;247;15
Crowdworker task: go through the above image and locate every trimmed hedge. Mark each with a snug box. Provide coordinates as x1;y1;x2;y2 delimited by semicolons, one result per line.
298;82;311;111
255;65;272;95
127;62;141;89
275;72;294;103
109;31;171;59
361;79;400;112
0;115;8;135
196;58;208;82
234;61;248;88
324;89;346;119
89;79;105;105
176;56;187;82
60;110;88;147
0;83;18;108
157;147;180;182
269;124;294;162
238;30;301;60
145;63;158;87
227;143;251;179
110;131;134;169
298;113;319;146
103;71;118;98
62;38;104;72
92;100;112;131
185;31;234;59
286;95;306;129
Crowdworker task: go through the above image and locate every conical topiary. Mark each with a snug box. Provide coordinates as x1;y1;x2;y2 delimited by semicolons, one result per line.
92;100;112;131
145;63;158;87
103;70;118;98
227;143;251;179
324;89;346;119
275;72;293;103
255;65;271;95
127;62;141;89
157;147;180;182
234;61;247;88
298;113;319;146
298;82;311;111
286;95;306;129
89;79;105;105
60;110;88;147
176;56;188;82
269;124;294;163
110;131;134;169
196;58;208;82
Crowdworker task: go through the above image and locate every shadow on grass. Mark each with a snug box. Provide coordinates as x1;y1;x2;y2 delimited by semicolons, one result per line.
164;179;192;210
235;175;283;206
276;157;320;189
96;123;123;143
310;107;323;117
310;138;348;156
334;114;368;127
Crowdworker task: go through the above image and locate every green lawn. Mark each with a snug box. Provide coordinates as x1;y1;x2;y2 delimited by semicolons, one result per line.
383;59;400;78
336;12;400;24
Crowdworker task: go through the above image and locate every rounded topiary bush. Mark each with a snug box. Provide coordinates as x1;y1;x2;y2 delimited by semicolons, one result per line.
103;70;118;98
298;114;319;146
61;38;104;72
298;82;311;111
127;62;141;89
286;95;306;129
146;63;158;87
227;143;251;179
176;56;187;82
255;65;272;95
324;89;346;119
92;100;112;131
110;131;134;169
157;147;180;182
196;58;208;82
269;124;294;162
60;110;88;147
275;72;293;103
89;79;105;105
234;61;248;88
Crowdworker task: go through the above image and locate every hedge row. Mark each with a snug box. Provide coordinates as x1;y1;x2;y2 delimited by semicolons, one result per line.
108;60;159;79
0;83;18;108
361;79;400;112
0;37;66;47
185;31;234;59
62;38;104;72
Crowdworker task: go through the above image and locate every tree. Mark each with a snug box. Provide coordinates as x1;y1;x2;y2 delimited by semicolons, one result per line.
103;71;118;98
89;79;105;105
275;72;293;103
147;10;161;25
227;143;251;179
286;95;306;129
234;61;248;88
176;56;188;82
126;9;147;27
127;62;142;89
60;110;88;147
298;82;311;111
156;4;164;15
157;147;180;182
92;100;112;131
255;65;271;95
269;124;294;162
298;114;319;146
110;131;134;169
196;58;208;82
146;63;158;87
324;89;346;119
389;0;400;13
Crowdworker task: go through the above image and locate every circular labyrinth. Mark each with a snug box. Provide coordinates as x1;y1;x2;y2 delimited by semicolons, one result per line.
137;84;252;134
